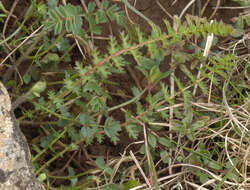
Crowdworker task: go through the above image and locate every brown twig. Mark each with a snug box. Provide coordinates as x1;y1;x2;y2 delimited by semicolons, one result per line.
209;0;220;20
156;0;173;21
201;0;212;16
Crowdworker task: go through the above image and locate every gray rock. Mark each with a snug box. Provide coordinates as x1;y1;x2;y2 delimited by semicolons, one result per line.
0;82;43;190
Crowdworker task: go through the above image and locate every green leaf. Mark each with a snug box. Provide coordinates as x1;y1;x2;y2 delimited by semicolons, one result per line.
122;180;140;190
101;184;119;190
96;133;104;143
65;19;71;33
56;6;67;18
89;96;106;112
79;113;95;125
86;14;101;34
226;170;241;182
88;2;96;13
85;81;103;95
139;144;146;154
182;109;193;126
40;134;54;148
54;20;63;34
23;73;31;84
72;15;82;34
131;86;140;97
160;151;169;164
96;9;107;24
246;16;250;26
68;167;78;187
32;144;41;153
207;160;222;170
56;37;71;52
95;157;105;168
148;66;162;84
48;0;57;9
48;9;60;21
30;81;47;96
42;53;59;64
158;137;172;148
235;16;245;29
126;124;141;139
37;173;47;182
148;133;157;148
59;105;71;117
199;171;210;184
64;3;82;16
81;126;98;144
114;11;125;26
96;157;113;176
191;120;205;131
104;117;121;144
106;4;119;21
68;127;80;141
102;0;109;9
232;28;244;38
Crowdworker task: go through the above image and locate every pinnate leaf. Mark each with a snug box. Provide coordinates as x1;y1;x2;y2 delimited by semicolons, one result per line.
104;117;121;144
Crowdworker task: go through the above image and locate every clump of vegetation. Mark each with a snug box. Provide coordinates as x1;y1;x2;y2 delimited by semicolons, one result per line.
0;0;249;189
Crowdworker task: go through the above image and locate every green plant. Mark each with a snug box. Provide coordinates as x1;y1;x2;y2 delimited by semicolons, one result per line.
2;0;249;189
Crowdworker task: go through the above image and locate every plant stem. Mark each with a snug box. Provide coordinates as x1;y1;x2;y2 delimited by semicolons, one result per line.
108;87;147;112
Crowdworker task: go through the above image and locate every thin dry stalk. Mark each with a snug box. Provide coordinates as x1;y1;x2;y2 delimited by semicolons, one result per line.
169;163;239;186
130;171;186;190
168;15;179;175
2;0;20;51
208;72;214;103
125;3;135;25
75;36;86;59
109;154;133;182
66;33;92;56
156;103;183;112
171;0;178;6
179;0;196;19
209;0;220;19
184;179;210;190
191;102;223;113
0;25;43;66
129;150;151;187
223;81;249;132
156;0;173;20
62;0;66;5
225;129;244;178
242;145;250;180
201;0;212;16
193;20;214;96
80;0;95;50
213;5;250;9
142;123;154;187
160;177;180;189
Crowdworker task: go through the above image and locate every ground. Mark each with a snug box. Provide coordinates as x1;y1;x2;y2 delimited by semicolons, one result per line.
0;0;249;189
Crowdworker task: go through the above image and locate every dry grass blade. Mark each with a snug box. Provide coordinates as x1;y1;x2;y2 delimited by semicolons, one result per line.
223;81;249;133
156;0;174;20
209;0;220;19
193;20;214;96
130;172;186;190
169;163;239;186
184;180;210;190
2;0;20;51
142;123;155;187
179;0;196;19
130;150;151;187
0;25;43;66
